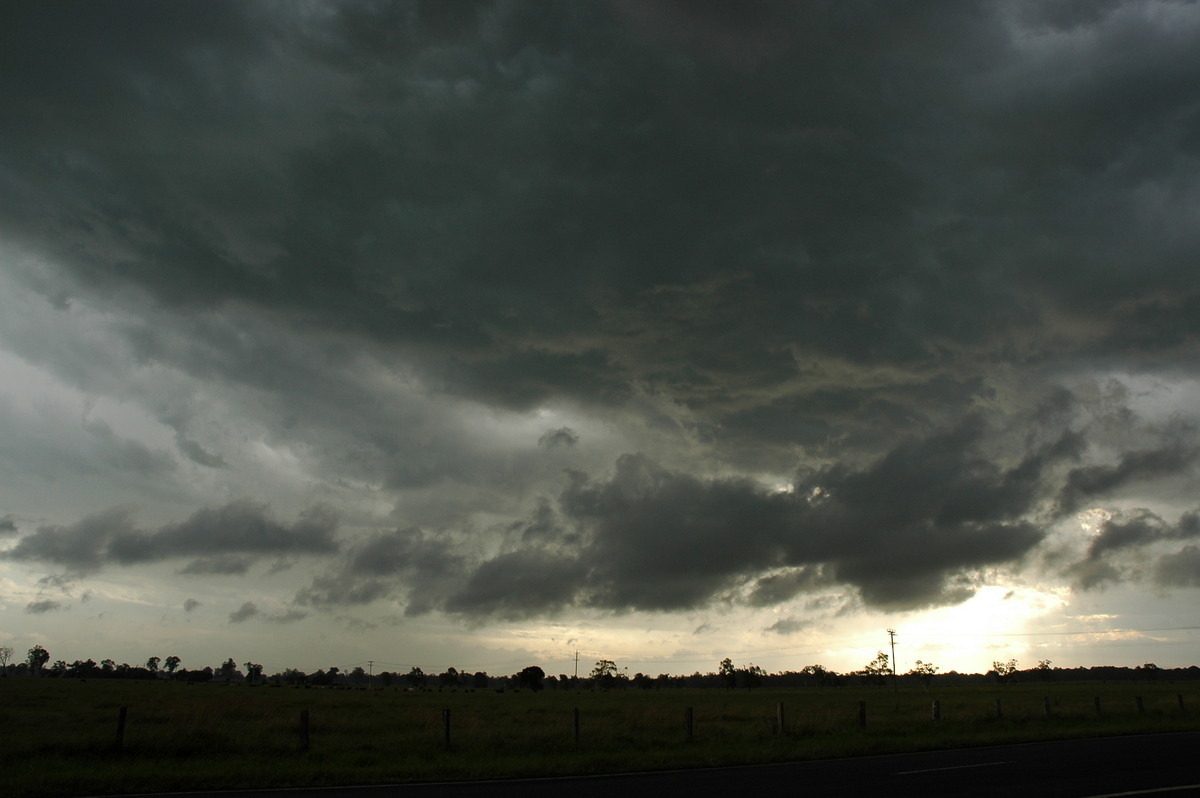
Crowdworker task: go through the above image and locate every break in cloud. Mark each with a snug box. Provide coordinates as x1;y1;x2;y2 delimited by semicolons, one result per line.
2;1;1200;671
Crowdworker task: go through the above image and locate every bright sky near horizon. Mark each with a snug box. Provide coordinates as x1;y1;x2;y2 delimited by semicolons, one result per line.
3;0;1200;678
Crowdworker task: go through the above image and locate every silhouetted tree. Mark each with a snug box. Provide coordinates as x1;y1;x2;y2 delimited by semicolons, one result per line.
862;651;889;687
26;645;50;675
164;655;181;675
909;660;938;690
992;659;1018;686
67;659;100;678
281;667;306;685
245;662;263;685
517;665;545;692
219;658;238;683
406;666;426;688
740;664;766;690
590;659;619;689
146;656;161;674
0;645;13;676
719;658;737;689
438;667;460;688
801;664;835;688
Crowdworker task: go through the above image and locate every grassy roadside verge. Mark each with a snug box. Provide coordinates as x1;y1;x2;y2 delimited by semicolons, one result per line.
3;678;1198;797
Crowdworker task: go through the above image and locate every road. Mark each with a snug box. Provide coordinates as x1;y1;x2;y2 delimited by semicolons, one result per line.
97;731;1200;798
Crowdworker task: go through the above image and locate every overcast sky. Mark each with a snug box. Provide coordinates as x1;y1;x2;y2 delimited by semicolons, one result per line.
3;0;1200;678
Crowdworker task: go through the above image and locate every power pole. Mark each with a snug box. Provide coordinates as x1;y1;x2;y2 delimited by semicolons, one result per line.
367;660;374;690
887;629;897;693
574;650;579;680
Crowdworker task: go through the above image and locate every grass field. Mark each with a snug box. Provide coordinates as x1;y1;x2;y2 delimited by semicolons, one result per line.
3;677;1199;797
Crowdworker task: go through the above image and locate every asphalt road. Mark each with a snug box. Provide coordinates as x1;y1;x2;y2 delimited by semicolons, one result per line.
97;731;1200;798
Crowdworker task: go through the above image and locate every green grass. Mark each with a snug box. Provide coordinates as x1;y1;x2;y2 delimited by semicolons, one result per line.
2;678;1198;797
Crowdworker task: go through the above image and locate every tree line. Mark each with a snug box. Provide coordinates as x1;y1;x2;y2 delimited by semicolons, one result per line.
2;645;1195;688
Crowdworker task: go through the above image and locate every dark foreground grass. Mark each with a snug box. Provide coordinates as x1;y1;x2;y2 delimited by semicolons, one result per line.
3;678;1198;797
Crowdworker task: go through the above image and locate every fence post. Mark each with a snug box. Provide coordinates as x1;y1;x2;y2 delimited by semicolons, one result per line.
858;701;867;729
1136;696;1144;713
1043;697;1052;718
995;698;1002;719
299;709;309;751
443;708;451;747
685;706;694;742
573;707;580;743
115;706;127;750
1094;696;1102;716
932;700;941;722
1179;694;1186;713
776;702;785;736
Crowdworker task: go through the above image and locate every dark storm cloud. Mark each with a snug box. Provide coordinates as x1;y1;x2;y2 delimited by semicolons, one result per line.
178;555;253;576
1156;546;1200;588
746;566;834;608
228;602;258;623
183;599;201;613
1064;508;1200;590
3;0;1200;633
1088;509;1200;560
0;515;16;535
26;600;62;614
315;417;1092;618
1057;444;1199;516
3;1;1197;391
295;526;465;615
112;501;339;564
3;507;135;573
0;1;1055;394
765;616;815;636
555;454;799;611
174;435;228;469
2;0;1196;460
82;415;176;476
445;549;585;619
3;500;338;574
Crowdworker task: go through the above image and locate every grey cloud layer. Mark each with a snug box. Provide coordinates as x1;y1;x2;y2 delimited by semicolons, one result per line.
8;1;1199;402
1067;507;1200;590
2;1;1200;629
2;500;338;575
301;411;1197;618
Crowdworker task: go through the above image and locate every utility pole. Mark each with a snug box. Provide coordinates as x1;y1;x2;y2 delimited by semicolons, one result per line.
574;650;579;680
367;660;374;690
887;629;897;693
